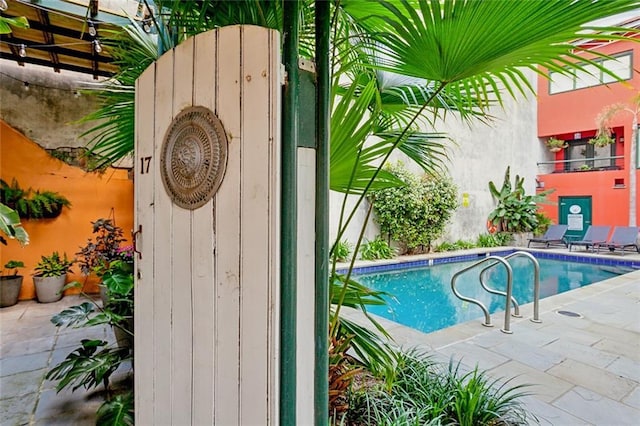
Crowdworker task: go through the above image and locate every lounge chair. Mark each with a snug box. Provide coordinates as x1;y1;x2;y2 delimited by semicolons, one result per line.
598;226;640;255
568;225;611;252
527;224;568;248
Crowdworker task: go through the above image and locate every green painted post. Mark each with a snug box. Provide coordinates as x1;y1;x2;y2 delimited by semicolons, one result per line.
281;0;299;425
314;1;330;425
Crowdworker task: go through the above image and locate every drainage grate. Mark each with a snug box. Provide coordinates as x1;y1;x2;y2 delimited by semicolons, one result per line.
556;310;583;318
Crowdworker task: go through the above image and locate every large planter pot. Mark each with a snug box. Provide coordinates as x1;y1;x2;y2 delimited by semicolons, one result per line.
511;232;533;247
114;318;134;352
0;276;23;307
33;274;66;303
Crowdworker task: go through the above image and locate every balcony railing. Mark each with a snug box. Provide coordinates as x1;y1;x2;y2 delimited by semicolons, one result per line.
537;155;624;173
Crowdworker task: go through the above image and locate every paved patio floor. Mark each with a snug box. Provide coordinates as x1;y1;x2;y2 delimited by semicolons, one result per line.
0;295;131;426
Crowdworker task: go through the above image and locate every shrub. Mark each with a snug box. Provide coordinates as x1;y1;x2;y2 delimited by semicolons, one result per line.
346;352;535;425
370;163;458;253
332;240;352;263
360;237;394;260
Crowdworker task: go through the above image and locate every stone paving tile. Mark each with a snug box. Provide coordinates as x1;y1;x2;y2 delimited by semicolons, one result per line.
438;341;510;371
0;351;50;377
593;337;640;362
606;355;640;383
553;386;640;425
488;340;565;371
623;387;640;410
0;391;37;426
0;368;46;399
34;387;102;425
0;336;55;359
519;395;588;426
488;360;574;404
581;321;640;347
542;337;619;369
547;359;636;401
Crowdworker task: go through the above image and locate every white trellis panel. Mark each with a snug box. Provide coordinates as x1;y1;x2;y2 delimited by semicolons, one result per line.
134;25;281;425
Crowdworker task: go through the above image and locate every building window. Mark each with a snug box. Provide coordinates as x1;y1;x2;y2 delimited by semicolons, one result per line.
565;137;617;172
549;51;632;94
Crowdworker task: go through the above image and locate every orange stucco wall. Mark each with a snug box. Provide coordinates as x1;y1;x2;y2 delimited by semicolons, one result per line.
0;120;134;300
537;37;640;226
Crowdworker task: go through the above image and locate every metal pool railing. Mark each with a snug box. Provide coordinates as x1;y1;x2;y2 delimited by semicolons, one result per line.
450;251;541;333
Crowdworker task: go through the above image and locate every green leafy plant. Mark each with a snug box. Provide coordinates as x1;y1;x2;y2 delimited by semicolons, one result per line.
96;391;134;426
332;240;352;263
360;237;394;260
0;203;29;246
370;162;458;253
0;179;71;219
435;239;477;252
0;15;29;35
34;252;74;277
76;218;126;275
45;339;129;392
544;137;568;151
345;352;535;425
2;260;24;276
488;167;553;233
533;212;553;237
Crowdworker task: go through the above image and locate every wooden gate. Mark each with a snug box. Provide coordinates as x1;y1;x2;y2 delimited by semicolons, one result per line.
134;26;281;425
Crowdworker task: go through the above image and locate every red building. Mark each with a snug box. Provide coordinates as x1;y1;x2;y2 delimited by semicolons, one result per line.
536;26;639;240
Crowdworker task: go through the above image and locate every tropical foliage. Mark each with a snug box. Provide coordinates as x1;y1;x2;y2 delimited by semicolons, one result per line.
0;203;28;246
360;237;395;260
488;167;554;233
370;162;458;253
344;352;535;425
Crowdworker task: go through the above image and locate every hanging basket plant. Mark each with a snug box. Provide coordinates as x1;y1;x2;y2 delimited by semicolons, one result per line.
545;137;568;152
588;134;615;148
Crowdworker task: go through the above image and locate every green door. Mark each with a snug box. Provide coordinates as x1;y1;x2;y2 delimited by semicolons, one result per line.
559;196;592;241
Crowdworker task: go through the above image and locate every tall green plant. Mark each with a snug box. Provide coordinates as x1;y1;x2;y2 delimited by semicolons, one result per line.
488;167;553;233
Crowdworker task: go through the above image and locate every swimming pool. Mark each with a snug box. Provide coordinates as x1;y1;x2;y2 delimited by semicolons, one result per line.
353;253;635;334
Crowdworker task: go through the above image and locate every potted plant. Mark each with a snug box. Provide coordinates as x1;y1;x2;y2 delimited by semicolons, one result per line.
588;134;615;148
33;252;74;303
1;260;25;307
545;137;568;153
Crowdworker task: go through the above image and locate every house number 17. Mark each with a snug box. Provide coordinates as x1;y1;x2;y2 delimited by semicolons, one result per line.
140;156;152;174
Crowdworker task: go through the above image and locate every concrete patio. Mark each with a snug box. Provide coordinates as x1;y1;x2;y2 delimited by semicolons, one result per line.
0;295;131;426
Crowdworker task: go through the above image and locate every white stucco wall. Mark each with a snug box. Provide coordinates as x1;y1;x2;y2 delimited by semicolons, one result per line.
330;70;544;247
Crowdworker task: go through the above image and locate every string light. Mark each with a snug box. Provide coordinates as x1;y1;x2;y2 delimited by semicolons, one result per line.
0;71;91;93
23;82;29;91
18;44;26;58
93;39;102;53
88;20;97;37
0;0;8;12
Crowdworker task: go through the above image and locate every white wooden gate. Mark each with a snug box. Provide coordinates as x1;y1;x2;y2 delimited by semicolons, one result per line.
134;26;281;425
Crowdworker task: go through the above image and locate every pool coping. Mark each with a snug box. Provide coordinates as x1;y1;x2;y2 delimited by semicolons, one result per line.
337;246;640;275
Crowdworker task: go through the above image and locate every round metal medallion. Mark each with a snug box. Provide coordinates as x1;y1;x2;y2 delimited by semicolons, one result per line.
160;106;228;210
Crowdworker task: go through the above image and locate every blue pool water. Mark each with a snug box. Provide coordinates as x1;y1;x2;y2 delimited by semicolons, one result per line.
354;257;621;334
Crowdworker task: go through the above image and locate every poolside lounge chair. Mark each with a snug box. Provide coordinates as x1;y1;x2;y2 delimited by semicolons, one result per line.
598;226;640;255
527;224;568;248
568;225;611;252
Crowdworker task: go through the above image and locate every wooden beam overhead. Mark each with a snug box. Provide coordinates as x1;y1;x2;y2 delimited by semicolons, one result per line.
36;8;61;73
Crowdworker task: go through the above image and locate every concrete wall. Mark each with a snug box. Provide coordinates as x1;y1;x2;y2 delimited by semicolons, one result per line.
0;62;100;149
330;70;541;248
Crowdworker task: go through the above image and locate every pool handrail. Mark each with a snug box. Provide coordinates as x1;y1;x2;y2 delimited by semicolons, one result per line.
479;251;541;324
450;256;514;333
